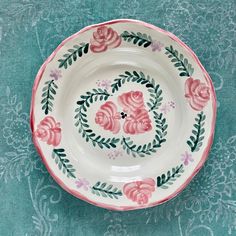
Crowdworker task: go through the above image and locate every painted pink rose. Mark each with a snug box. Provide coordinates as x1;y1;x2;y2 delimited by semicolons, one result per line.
185;77;210;111
34;116;61;146
90;26;121;53
123;178;155;205
95;101;121;134
123;109;152;134
118;91;145;113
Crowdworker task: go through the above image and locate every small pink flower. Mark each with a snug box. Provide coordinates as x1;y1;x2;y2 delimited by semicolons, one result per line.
118;91;145;113
181;151;194;165
107;149;123;159
160;101;175;114
90;26;121;53
123;109;152;134
96;80;112;90
151;40;164;52
160;104;171;114
95;101;121;134
185;77;210;111
123;178;155;205
75;178;89;191
34;116;61;146
50;69;62;80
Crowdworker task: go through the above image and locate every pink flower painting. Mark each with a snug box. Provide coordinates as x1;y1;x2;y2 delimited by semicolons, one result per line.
50;69;62;80
34;116;61;146
123;178;155;205
95;101;121;134
90;26;121;53
95;91;152;135
151;40;164;52
181;151;194;166
185;77;210;111
75;178;90;191
123;109;152;134
118;91;145;113
118;91;152;134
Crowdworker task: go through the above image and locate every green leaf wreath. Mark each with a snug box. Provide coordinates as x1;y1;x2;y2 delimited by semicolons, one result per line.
74;89;120;149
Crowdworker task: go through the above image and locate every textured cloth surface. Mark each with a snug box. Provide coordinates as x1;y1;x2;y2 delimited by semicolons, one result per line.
0;0;235;235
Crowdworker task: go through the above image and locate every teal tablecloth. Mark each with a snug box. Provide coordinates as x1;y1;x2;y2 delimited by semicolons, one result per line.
0;1;235;235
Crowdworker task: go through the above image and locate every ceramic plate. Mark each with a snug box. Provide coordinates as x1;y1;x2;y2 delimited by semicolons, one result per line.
30;19;216;211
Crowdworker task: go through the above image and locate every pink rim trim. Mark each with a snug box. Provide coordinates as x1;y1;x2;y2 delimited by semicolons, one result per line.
30;19;217;211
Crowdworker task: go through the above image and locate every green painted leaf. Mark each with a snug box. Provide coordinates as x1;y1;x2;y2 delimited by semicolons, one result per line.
52;149;76;178
41;80;58;114
91;182;122;199
180;72;188;76
121;112;167;157
157;164;184;188
58;43;89;69
165;45;194;77
121;31;152;48
187;112;206;152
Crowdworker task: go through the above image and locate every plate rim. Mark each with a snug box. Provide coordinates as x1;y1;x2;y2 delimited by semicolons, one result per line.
30;18;217;211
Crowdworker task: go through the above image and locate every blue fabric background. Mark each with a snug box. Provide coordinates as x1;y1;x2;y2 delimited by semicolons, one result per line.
0;0;235;235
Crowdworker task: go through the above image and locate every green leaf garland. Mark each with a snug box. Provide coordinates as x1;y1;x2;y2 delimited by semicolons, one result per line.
58;43;89;69
75;89;120;149
111;71;163;111
41;80;58;115
121;112;168;157
121;31;152;47
157;164;184;189
165;45;194;77
187;112;206;152
91;181;122;199
52;149;76;178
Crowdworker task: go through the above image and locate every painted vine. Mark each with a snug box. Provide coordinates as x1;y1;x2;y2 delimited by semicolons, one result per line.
156;164;184;189
165;45;194;77
121;112;167;157
52;148;76;178
120;31;153;47
41;80;58;115
111;71;163;112
91;181;122;199
187;112;206;152
74;89;120;149
58;43;89;69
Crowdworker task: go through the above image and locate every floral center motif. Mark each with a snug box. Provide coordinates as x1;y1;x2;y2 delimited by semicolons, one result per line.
95;91;152;135
120;112;127;119
74;71;168;158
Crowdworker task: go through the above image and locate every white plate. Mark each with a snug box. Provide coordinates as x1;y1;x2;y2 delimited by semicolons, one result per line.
30;19;216;211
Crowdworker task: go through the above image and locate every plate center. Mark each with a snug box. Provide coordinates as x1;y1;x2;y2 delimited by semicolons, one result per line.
58;48;185;180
